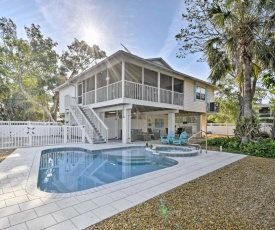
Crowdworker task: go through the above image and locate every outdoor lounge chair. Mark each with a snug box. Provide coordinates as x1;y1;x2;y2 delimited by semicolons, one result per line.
173;131;187;146
161;131;175;144
148;128;161;140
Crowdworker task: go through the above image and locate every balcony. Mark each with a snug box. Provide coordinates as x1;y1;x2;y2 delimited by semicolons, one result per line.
82;80;184;107
259;113;273;118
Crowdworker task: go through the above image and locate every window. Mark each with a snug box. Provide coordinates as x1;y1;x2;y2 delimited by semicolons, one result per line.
196;86;205;100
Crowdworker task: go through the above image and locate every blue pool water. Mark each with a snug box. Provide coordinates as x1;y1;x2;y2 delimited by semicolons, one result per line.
37;147;178;193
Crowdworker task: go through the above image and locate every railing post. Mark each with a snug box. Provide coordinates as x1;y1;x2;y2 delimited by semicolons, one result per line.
64;126;68;143
122;61;125;98
142;67;144;100
28;126;32;147
106;69;109;100
82;125;86;143
95;73;97;103
158;72;160;103
172;77;174;104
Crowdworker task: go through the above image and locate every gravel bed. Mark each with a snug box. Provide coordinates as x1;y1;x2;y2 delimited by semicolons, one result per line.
87;156;275;230
0;148;15;163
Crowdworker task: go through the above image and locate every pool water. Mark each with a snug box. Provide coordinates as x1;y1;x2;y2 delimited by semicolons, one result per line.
37;147;178;193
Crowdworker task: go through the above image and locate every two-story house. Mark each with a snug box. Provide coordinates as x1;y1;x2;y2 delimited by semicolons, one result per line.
56;50;219;144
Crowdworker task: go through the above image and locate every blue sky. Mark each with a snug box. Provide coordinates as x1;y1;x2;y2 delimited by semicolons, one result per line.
1;0;210;81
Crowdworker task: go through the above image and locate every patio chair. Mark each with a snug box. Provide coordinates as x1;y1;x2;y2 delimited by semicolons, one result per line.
148;128;161;140
161;131;175;144
173;131;187;146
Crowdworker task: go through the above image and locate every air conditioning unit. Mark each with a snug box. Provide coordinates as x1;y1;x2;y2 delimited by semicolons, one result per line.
207;102;220;113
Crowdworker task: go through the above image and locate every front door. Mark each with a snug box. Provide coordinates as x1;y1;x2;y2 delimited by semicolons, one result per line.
77;83;83;105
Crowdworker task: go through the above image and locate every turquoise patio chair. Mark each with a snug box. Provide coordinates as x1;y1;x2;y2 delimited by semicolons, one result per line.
161;131;175;144
173;131;187;146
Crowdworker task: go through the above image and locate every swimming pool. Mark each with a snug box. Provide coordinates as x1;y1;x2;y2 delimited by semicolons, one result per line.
37;147;178;193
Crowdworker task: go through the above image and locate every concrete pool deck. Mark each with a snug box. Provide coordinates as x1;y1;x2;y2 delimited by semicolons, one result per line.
0;143;246;230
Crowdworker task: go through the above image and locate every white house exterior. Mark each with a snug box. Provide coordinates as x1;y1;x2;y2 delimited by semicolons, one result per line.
56;50;219;144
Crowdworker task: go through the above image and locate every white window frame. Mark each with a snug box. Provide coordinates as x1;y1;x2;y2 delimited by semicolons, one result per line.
196;86;205;101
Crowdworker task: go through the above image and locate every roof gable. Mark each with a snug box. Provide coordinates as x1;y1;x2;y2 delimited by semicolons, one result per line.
146;58;174;70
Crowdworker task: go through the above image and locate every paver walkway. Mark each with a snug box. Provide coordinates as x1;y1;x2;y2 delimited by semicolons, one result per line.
0;143;246;229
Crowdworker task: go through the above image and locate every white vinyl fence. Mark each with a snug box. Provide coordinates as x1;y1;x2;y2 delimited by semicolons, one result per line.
207;123;272;136
0;121;85;149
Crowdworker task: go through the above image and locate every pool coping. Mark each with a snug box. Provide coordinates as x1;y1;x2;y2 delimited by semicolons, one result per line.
0;143;247;230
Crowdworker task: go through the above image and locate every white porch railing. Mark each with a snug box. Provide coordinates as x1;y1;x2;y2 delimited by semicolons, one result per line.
0;125;85;149
79;80;184;106
108;81;122;100
85;81;122;104
160;88;172;104
84;90;95;105
124;81;184;105
66;96;94;143
142;84;158;102
173;92;184;106
125;81;159;102
97;86;108;103
86;105;108;142
125;80;143;100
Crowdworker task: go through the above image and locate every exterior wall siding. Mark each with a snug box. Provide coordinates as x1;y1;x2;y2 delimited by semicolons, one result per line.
59;85;75;113
184;79;208;113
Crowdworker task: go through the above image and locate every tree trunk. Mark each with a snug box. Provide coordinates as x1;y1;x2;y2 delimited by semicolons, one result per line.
51;92;59;121
237;93;244;122
242;57;253;143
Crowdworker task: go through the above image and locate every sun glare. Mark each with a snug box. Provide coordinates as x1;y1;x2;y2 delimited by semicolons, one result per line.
83;26;102;46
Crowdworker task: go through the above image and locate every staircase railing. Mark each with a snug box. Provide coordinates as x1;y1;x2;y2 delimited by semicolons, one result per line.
86;105;108;143
66;95;94;143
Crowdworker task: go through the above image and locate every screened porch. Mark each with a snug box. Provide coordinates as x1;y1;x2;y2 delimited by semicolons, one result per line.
77;61;184;107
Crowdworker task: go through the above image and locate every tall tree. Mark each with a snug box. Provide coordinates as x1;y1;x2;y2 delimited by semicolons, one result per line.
60;39;106;78
1;17;106;122
176;0;275;143
0;18;59;121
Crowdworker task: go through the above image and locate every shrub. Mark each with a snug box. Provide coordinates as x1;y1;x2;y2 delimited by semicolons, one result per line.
207;137;275;158
242;139;275;158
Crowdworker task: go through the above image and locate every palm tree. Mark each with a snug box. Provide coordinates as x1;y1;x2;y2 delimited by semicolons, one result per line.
207;0;275;142
177;0;275;143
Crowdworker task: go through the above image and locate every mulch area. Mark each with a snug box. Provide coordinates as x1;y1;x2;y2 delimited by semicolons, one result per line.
87;156;275;230
0;148;15;163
